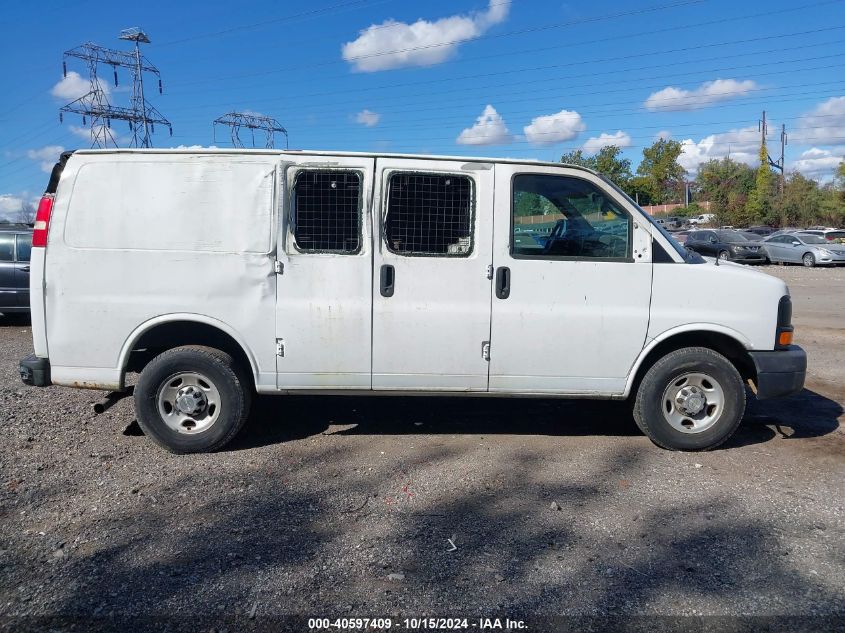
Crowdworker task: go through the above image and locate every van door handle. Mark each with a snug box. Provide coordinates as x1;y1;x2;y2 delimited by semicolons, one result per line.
380;264;395;297
20;266;30;272
495;266;510;299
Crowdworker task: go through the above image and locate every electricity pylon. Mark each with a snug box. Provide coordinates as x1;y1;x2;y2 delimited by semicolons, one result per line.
213;112;289;149
59;27;171;148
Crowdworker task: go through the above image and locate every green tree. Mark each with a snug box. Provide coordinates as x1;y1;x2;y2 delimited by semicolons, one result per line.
747;142;775;224
635;139;686;204
593;145;633;189
774;171;822;227
818;184;845;227
836;159;845;199
696;158;756;226
561;145;634;196
560;149;592;168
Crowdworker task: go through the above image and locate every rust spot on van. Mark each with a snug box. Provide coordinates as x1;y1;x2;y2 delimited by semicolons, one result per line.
56;380;121;391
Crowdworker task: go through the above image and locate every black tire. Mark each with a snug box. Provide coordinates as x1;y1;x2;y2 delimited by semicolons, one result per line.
134;346;252;453
802;252;815;267
718;250;730;261
633;347;745;451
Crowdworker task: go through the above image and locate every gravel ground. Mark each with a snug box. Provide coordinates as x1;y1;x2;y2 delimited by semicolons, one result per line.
0;265;843;632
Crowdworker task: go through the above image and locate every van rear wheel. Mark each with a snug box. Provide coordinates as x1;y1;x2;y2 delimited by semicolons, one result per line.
633;347;745;451
134;346;251;453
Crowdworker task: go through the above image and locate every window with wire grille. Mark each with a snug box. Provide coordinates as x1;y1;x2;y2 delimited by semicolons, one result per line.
291;170;361;253
384;173;474;256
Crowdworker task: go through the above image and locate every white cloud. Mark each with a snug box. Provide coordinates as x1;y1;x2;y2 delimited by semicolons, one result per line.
342;0;510;72
655;130;672;141
354;109;381;127
789;147;845;179
523;109;586;145
792;96;845;145
581;130;631;155
26;145;64;173
644;79;758;112
50;71;109;101
456;105;512;145
0;194;36;224
678;125;760;175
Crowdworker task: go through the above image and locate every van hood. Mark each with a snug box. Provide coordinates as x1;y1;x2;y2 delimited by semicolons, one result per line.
699;256;789;293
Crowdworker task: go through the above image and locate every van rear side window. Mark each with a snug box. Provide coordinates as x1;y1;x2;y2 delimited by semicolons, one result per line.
384;173;473;256
291;170;361;254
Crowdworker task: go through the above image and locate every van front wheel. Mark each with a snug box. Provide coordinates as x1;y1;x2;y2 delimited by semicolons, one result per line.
633;347;745;451
134;346;252;453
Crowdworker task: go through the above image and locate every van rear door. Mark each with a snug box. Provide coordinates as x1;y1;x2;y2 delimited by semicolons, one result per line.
275;156;375;389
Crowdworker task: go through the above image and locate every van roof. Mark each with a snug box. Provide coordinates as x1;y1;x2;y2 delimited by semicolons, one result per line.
69;148;599;175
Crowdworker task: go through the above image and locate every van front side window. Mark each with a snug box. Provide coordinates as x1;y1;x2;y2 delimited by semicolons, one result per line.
512;174;631;260
384;173;474;256
291;170;362;254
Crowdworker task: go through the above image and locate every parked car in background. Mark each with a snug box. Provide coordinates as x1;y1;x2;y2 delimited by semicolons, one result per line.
798;229;845;244
770;228;800;237
688;213;716;226
665;216;685;229
685;229;767;263
0;224;33;315
746;226;776;237
763;233;845;267
670;230;691;244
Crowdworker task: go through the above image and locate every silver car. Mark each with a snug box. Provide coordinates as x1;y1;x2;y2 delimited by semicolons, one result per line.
762;233;845;267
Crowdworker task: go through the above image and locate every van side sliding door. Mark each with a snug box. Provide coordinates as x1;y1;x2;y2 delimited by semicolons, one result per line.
372;158;494;391
275;157;375;389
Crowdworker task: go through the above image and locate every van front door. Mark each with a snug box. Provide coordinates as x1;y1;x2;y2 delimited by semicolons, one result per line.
489;165;652;395
371;158;494;391
275;157;375;389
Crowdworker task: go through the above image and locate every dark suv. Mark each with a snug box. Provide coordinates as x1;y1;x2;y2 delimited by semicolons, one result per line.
0;225;33;314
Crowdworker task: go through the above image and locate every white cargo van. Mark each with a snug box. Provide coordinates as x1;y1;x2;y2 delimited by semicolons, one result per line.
20;149;806;453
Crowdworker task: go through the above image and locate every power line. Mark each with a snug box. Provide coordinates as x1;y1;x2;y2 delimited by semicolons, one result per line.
171;1;840;90
203;81;845;136
165;24;845;117
156;0;394;47
220;57;845;127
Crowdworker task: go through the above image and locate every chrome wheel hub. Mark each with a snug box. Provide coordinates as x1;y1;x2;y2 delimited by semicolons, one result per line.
157;372;221;434
175;386;207;416
661;372;725;434
676;385;706;415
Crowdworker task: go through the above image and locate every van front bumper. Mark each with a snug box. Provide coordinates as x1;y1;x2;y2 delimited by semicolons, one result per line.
748;345;806;400
19;354;51;387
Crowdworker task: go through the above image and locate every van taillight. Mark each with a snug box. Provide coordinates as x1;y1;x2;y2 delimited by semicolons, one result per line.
32;194;54;247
